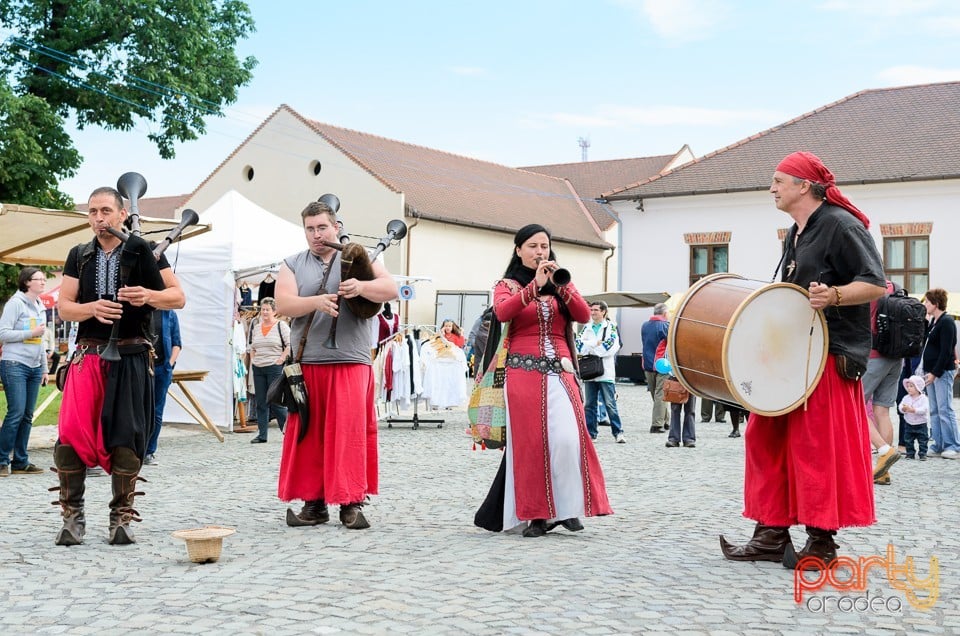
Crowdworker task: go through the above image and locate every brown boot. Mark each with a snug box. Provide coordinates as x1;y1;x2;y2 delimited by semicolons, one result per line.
719;523;792;562
50;444;86;546
286;500;330;527
108;447;146;545
782;526;838;570
339;502;370;529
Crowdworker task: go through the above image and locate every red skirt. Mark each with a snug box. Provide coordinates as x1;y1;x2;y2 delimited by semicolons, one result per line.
743;355;875;530
277;363;378;504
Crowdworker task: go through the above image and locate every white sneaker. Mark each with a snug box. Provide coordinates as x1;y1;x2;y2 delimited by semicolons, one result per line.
143;454;158;465
941;449;958;459
615;433;626;444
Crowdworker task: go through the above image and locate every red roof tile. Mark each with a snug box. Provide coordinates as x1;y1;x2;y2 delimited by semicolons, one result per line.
522;154;680;229
607;82;960;200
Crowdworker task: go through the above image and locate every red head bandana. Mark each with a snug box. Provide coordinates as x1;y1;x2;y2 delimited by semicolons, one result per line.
775;151;870;228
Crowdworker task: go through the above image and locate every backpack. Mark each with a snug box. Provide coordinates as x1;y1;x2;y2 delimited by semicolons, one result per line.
874;284;926;358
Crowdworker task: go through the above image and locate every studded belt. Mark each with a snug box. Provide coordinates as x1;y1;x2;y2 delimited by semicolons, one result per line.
505;353;565;374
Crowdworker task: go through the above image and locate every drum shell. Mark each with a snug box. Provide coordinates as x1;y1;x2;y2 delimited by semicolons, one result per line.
667;273;828;417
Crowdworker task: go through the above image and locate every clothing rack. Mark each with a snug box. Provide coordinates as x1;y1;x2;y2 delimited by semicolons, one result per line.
382;324;444;430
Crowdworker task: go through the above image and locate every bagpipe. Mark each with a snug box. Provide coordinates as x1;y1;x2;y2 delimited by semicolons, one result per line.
100;172;199;361
314;193;408;348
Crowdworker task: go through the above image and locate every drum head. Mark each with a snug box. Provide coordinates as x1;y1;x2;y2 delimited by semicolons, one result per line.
723;284;827;416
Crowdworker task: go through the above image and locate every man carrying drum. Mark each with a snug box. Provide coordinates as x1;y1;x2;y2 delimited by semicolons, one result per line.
719;151;886;570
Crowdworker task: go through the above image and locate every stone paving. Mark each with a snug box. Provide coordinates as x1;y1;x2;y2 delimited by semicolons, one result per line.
3;383;959;634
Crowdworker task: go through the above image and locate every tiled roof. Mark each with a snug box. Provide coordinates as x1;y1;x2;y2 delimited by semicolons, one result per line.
607;82;960;200
75;194;189;219
522;154;679;230
284;107;609;248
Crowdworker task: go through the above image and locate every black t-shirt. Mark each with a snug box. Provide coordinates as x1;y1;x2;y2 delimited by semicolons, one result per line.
781;204;885;366
63;238;171;341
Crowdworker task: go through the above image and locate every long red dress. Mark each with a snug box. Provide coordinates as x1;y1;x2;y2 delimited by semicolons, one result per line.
493;278;613;527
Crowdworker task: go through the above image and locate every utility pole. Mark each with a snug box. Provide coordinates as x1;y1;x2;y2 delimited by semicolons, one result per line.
578;137;590;162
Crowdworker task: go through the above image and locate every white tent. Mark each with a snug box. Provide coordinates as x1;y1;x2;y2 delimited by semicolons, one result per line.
164;190;306;430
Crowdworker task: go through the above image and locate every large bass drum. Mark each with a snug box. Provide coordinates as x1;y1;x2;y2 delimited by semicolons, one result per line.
666;273;828;417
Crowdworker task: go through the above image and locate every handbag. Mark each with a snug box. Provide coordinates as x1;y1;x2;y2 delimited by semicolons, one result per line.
578;354;604;381
468;323;509;450
577;324;607;381
662;377;690;404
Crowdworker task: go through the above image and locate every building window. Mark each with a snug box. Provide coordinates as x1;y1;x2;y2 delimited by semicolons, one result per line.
884;236;929;293
689;244;728;285
435;292;489;335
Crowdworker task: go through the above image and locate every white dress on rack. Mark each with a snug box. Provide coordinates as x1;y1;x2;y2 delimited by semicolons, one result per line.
420;340;468;408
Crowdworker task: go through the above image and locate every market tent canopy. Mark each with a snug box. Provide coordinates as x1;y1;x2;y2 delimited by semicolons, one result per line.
0;202;210;266
582;291;670;308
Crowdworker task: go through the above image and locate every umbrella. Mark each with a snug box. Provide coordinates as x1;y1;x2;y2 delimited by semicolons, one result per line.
582;291;670;309
0;203;209;265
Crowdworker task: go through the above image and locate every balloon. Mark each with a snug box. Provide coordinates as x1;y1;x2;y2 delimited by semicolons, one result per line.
655;357;672;374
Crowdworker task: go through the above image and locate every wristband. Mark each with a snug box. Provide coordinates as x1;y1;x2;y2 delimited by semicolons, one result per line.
831;286;843;306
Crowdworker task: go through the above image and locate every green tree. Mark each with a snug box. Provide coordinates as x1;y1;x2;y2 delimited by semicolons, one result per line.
0;77;79;208
0;0;257;159
0;0;257;298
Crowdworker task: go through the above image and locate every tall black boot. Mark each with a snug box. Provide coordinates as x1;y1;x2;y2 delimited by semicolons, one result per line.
719;523;792;561
782;526;838;570
50;444;87;546
108;447;146;545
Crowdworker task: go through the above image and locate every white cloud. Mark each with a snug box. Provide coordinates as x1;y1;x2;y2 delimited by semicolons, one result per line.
876;65;960;85
613;0;728;43
448;66;487;77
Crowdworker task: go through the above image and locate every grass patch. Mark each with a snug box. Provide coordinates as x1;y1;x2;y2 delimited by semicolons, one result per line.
0;384;61;427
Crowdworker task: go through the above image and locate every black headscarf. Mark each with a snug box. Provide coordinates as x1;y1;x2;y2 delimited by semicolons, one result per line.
480;224;572;374
502;223;559;294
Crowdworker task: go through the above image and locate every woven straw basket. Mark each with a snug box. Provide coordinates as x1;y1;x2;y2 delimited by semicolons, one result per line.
171;526;236;563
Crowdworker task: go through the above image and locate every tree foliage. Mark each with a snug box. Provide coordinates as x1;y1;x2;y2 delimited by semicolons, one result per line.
0;77;79;209
0;0;257;298
0;0;257;159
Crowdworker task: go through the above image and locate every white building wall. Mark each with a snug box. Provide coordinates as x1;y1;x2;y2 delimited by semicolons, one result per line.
403;219;608;327
183;109;406;274
612;179;960;356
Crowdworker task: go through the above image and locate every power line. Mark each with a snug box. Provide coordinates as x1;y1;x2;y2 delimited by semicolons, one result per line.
2;37;621;210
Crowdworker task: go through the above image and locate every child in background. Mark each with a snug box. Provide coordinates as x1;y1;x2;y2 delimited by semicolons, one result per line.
899;375;930;460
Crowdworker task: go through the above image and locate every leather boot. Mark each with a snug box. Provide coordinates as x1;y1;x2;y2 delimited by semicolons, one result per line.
50;444;87;546
108;447;145;545
522;519;549;537
719;523;792;562
782;526;838;570
286;499;330;526
339;502;370;529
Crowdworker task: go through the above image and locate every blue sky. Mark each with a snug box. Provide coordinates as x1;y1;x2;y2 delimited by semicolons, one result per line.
49;0;960;202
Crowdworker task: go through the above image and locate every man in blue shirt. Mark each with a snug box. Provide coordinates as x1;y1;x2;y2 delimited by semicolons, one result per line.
641;303;670;433
144;309;181;465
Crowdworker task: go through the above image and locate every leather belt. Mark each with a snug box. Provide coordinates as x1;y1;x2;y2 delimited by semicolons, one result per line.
77;337;150;347
505;353;564;374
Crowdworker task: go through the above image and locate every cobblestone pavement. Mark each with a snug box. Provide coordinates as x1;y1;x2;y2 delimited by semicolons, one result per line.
3;383;958;634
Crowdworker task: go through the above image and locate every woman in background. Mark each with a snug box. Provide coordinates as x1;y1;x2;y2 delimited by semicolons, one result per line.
248;298;291;443
0;267;49;476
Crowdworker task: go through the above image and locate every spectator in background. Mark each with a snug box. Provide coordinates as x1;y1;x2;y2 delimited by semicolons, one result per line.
920;288;959;459
0;267;49;477
641;303;670;434
441;319;465;348
144;309;181;465
576;301;625;443
465;308;493;377
248;298;291;444
700;399;726;424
